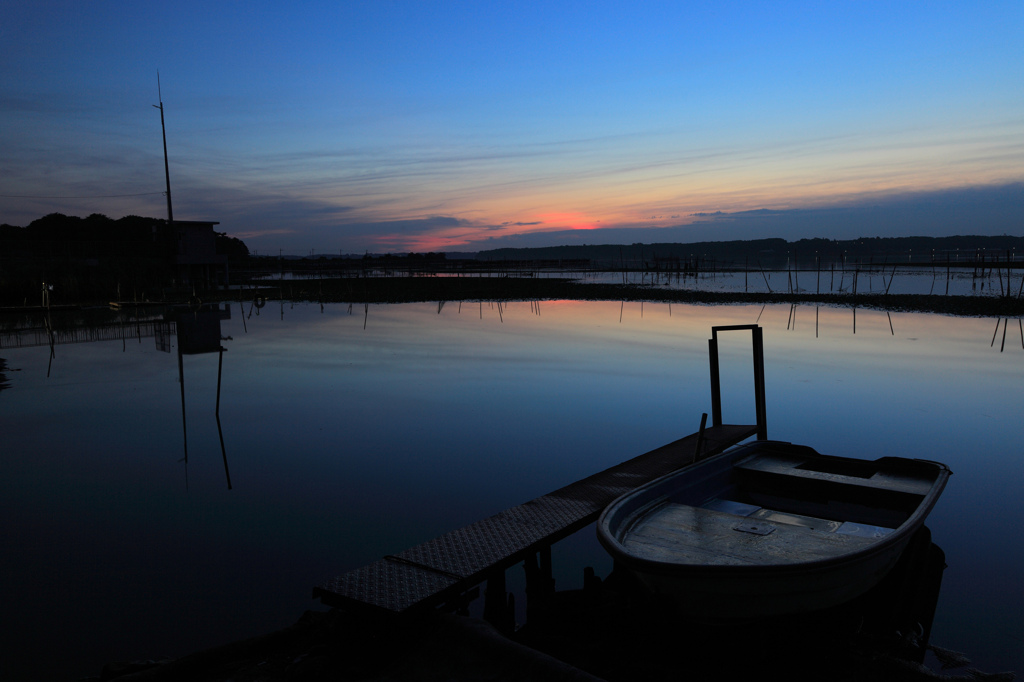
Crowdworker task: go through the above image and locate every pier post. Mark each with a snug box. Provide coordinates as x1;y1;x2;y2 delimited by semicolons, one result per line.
524;547;555;620
483;569;514;633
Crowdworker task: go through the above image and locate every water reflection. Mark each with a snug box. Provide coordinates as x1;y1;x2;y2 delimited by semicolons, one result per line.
0;300;1021;678
0;303;236;489
170;305;233;490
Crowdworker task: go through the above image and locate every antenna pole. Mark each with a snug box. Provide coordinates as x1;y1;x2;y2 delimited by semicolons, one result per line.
154;72;174;223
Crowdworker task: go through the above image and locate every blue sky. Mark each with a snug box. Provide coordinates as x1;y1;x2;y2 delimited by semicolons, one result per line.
2;1;1022;253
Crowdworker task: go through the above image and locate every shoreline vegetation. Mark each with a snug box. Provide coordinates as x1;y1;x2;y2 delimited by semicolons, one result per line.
3;213;1024;317
226;276;1024;318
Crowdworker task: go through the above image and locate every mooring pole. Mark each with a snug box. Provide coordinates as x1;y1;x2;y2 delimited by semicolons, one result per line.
154;72;173;223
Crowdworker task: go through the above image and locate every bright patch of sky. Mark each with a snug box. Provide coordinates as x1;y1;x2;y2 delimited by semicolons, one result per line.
2;1;1022;253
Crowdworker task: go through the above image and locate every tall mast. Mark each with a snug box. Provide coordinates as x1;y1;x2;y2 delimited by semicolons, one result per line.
153;72;173;223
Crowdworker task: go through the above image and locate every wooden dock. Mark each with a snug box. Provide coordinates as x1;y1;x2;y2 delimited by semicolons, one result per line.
314;325;769;623
313;422;759;620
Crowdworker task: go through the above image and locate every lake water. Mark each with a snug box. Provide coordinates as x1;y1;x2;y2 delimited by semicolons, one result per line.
2;300;1022;679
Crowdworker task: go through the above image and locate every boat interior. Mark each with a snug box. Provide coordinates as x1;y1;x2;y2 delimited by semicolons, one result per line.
677;444;940;537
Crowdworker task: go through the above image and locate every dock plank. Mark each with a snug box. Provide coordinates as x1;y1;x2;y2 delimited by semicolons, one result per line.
314;423;758;615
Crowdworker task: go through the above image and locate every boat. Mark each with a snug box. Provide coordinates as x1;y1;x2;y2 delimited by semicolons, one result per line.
597;438;951;618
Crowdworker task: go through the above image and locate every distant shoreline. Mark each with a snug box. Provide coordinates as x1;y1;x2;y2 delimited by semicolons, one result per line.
5;276;1022;318
229;276;1024;317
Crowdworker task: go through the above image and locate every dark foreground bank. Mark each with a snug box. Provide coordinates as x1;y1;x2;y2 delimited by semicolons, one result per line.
85;554;1014;682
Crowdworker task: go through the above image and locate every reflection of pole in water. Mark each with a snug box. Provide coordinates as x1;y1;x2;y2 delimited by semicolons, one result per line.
43;282;56;377
216;346;232;490
175;305;232;489
991;318;1009;352
177;339;188;490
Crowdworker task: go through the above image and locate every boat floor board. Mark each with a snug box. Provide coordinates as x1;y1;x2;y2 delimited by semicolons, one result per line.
735;453;935;495
314;423;759;614
622;503;876;567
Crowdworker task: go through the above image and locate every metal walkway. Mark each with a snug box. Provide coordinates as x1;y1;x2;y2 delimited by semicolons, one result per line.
313;423;758;616
313;325;768;620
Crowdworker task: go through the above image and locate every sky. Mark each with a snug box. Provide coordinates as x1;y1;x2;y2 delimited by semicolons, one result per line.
2;1;1023;255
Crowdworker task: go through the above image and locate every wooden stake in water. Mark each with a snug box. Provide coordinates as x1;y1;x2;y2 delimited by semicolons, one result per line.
694;413;708;461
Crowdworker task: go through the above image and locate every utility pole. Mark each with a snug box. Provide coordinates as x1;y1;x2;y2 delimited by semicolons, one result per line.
153;72;173;223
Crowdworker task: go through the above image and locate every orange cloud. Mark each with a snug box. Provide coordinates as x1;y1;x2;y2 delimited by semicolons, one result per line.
535;212;602;231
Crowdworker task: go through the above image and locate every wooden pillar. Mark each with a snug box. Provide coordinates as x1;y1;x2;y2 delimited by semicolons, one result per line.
483;569;513;633
524;547;555;620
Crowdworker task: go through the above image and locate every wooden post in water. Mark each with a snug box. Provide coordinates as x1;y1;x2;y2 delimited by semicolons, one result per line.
694;412;708;460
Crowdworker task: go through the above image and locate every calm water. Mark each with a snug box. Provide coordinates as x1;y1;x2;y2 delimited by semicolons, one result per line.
2;300;1022;679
